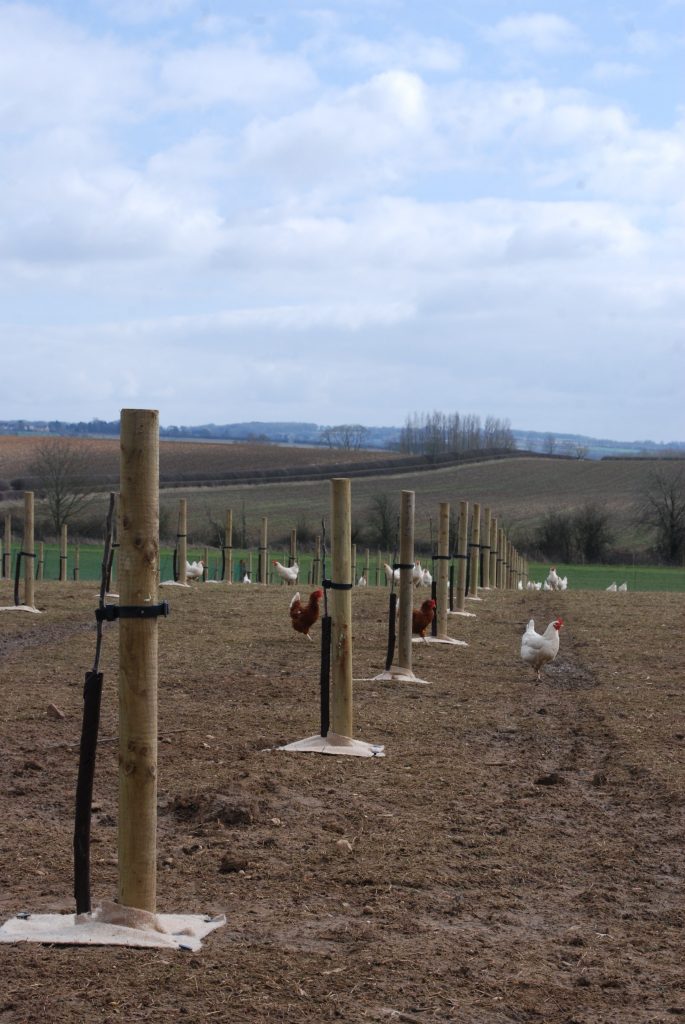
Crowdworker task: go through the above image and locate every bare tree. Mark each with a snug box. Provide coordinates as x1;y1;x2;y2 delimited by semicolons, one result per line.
319;424;369;450
29;437;95;536
637;464;685;564
366;493;399;550
543;433;557;455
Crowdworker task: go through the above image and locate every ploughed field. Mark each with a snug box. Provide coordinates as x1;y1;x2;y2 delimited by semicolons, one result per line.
0;580;683;1024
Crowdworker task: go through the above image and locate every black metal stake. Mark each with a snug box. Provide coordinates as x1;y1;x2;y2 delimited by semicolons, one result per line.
320;615;332;738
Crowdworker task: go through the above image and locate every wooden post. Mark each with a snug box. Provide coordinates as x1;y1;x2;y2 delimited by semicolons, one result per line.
436;502;449;637
37;541;44;581
489;517;498;589
497;527;505;589
259;517;268;584
313;534;321;585
482;507;492;589
73;541;80;582
2;513;10;579
396;491;415;673
289;528;297;567
203;546;209;581
455;501;468;612
330;479;353;739
176;500;187;583
224;509;233;582
376;548;382;586
468;503;480;599
118;409;159;913
351;543;357;585
23;492;35;608
60;524;68;581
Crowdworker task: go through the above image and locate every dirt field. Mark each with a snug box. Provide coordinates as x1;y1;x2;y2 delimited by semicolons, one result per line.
0;580;683;1023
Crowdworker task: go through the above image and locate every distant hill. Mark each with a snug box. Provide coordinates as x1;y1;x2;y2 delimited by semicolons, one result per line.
0;418;682;460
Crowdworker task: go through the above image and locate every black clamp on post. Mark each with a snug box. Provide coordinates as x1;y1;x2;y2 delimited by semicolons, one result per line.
392;563;415;571
95;601;170;622
322;579;353;590
433;554;450;560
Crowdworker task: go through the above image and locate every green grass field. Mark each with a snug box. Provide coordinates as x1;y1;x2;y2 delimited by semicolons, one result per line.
6;544;683;592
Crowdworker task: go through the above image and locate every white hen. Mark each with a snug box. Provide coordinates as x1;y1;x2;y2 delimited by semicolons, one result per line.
185;560;204;581
520;617;564;681
384;562;400;585
606;582;617;592
273;560;299;584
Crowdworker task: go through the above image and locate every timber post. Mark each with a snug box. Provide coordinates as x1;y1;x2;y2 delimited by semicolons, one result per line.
118;409;160;913
224;509;233;583
259;517;268;584
396;490;415;674
330;479;353;739
177;500;187;583
60;524;68;582
482;507;492;589
23;492;35;608
468;503;480;599
455;501;468;612
436;501;450;637
2;513;10;579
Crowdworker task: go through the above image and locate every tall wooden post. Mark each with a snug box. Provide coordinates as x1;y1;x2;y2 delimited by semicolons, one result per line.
177;500;187;583
118;409;159;913
37;541;44;581
376;549;382;586
489;517;498;589
259;517;268;584
364;548;370;581
468;503;480;599
436;502;449;637
289;528;297;567
224;509;233;583
396;491;415;673
59;524;68;581
455;501;469;612
482;508;492;589
351;543;357;584
330;479;353;739
73;542;80;582
497;527;505;588
23;492;35;608
2;513;10;579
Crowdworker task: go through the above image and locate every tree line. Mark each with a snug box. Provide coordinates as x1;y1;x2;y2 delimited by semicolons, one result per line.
397;411;516;456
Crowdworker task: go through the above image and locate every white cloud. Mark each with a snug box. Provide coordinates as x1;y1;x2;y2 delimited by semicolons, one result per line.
485;13;585;55
159;40;316;108
329;32;464;73
588;61;647;82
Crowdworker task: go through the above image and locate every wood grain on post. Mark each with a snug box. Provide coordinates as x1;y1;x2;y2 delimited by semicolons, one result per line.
397;490;415;673
259;517;268;584
60;524;68;582
482;507;492;588
224;509;233;583
455;501;469;612
177;500;187;583
436;502;449;637
468;503;480;598
330;479;353;739
23;492;35;608
118;409;159;913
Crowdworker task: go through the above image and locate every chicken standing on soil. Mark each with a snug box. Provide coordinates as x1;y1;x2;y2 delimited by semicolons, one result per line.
273;560;299;584
289;589;324;640
412;598;436;640
520;617;563;680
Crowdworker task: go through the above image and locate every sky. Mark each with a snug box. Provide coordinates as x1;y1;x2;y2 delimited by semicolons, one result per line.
1;0;684;442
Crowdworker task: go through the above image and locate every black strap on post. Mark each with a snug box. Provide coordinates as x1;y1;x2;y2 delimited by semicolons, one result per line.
393;562;415;571
322;579;353;591
320;615;332;738
385;592;397;671
95;602;170;622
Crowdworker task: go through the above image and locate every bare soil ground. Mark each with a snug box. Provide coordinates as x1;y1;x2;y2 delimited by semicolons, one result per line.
0;581;683;1023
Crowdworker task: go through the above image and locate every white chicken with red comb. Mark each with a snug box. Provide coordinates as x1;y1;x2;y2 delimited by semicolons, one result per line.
520;617;564;681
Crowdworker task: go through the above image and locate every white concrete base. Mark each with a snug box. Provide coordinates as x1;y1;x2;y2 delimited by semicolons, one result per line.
449;609;476;618
370;667;431;685
414;635;468;647
279;732;385;757
0;903;226;952
160;580;191;588
0;605;41;614
466;595;483;602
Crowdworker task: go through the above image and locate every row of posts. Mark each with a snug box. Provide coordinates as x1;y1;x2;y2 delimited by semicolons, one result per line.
3;496;528;606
